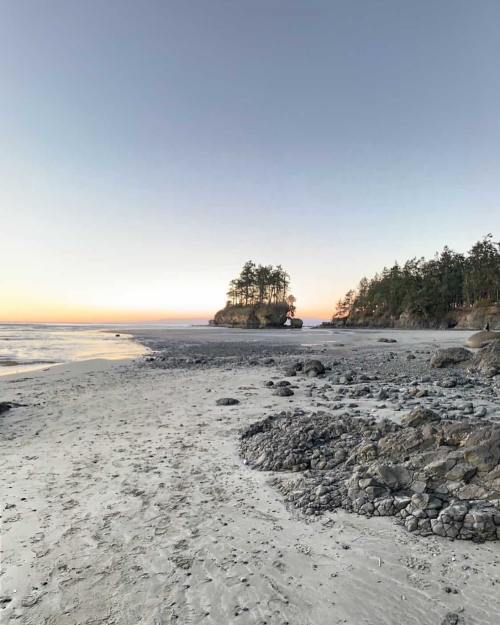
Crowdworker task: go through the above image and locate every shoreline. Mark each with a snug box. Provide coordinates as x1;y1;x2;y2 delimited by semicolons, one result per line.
0;327;148;378
1;329;499;624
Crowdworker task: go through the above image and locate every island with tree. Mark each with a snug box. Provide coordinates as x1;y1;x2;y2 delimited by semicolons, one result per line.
326;235;500;329
210;261;302;328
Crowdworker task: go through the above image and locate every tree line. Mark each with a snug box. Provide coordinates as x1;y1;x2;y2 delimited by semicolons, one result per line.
334;235;500;321
226;261;296;313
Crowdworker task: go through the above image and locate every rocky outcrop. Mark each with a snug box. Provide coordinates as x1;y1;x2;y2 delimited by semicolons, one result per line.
331;303;500;330
241;410;500;541
465;330;500;348
455;303;500;330
210;303;290;329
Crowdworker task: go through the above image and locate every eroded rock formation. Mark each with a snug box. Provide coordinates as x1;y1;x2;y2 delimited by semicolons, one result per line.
210;303;290;329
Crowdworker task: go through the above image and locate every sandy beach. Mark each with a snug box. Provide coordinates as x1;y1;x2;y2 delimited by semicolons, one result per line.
1;328;500;625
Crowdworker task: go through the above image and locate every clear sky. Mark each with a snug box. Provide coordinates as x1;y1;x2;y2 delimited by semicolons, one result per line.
2;0;499;323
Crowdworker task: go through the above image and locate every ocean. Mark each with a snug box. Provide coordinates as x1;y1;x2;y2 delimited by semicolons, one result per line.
0;324;147;376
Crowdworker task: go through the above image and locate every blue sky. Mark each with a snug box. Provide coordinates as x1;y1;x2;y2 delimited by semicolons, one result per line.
1;1;499;321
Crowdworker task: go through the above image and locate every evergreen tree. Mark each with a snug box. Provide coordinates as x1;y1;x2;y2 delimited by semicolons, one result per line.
333;236;500;321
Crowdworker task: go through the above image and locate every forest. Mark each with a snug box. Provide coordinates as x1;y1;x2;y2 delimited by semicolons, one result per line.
225;261;296;312
334;234;500;322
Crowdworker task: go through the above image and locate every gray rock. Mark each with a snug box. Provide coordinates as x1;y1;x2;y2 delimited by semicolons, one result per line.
466;330;500;349
216;398;240;406
401;406;441;427
0;402;15;415
303;360;325;375
472;341;500;377
431;348;473;368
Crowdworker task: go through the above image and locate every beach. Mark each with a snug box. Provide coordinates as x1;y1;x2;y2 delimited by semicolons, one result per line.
1;327;500;625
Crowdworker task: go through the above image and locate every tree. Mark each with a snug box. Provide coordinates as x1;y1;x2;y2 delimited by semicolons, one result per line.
332;235;499;322
225;261;296;311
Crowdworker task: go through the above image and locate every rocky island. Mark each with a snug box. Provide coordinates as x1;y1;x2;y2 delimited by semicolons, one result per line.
210;261;303;328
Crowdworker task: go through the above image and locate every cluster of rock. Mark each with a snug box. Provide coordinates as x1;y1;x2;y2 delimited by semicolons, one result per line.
241;407;500;541
143;341;307;371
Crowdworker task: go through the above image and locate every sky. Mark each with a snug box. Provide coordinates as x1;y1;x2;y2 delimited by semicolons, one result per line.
1;0;500;323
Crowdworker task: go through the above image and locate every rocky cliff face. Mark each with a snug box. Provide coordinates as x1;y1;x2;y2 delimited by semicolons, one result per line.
210;303;290;329
454;303;500;330
330;303;500;330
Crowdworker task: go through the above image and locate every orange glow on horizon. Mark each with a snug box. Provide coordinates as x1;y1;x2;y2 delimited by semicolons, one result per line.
1;305;333;324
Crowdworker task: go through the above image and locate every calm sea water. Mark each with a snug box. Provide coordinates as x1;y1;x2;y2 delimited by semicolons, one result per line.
0;324;147;376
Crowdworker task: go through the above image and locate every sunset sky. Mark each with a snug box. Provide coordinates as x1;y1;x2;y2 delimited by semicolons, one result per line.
2;1;500;323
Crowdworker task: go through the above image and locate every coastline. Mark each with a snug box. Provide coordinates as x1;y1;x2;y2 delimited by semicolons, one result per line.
0;325;148;377
1;329;499;624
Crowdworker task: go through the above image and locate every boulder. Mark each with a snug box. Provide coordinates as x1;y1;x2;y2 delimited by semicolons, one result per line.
401;406;441;428
465;330;500;349
375;464;411;488
303;360;325;377
430;347;472;368
472;341;500;377
463;439;500;473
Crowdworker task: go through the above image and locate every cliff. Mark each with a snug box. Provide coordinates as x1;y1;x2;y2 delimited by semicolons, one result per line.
326;302;500;330
210;303;290;329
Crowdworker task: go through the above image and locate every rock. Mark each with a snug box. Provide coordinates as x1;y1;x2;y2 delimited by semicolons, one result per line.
438;378;457;388
283;367;297;377
275;380;292;387
0;402;15;415
262;357;275;365
377;337;397;343
441;612;464;625
472;341;500;377
216;398;240;406
273;387;294;397
303;360;325;377
431;348;473;368
375;464;411;488
401;406;441;427
464;438;500;473
465;330;500;349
